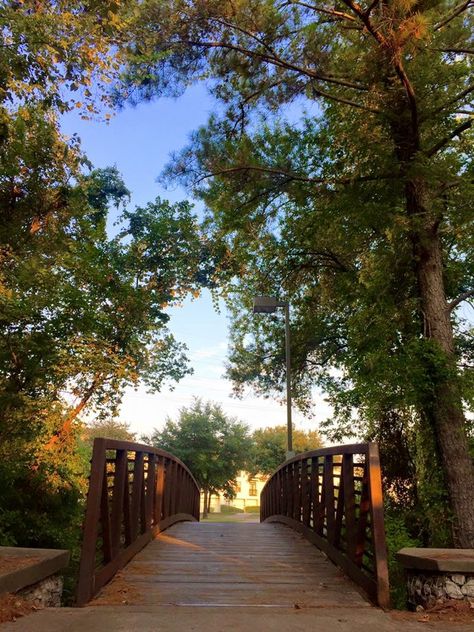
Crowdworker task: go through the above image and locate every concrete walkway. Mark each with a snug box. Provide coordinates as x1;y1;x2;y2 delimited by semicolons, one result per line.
1;522;472;631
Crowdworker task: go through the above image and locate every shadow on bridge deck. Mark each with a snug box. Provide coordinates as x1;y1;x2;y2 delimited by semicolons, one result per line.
92;521;369;608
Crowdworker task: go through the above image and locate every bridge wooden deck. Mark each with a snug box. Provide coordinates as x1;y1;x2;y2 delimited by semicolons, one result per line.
2;521;471;631
92;521;369;608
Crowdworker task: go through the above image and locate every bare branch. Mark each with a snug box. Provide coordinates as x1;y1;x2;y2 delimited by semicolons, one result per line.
196;164;395;186
448;290;474;312
289;1;357;22
185;25;368;92
364;0;381;15
436;48;474;55
425;119;473;157
434;0;474;31
310;85;380;113
421;85;474;122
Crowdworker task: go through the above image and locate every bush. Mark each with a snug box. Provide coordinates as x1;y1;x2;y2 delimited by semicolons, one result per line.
244;505;260;513
220;505;242;514
384;508;422;609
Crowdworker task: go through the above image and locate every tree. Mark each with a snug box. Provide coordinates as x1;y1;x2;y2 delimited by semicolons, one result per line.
145;399;253;517
252;425;322;475
122;1;474;545
1;0;132;117
83;418;136;445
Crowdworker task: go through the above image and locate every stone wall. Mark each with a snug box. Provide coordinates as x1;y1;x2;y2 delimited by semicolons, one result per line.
407;572;474;610
18;575;63;608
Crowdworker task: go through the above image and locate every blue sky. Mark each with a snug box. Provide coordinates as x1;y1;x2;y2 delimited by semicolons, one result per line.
60;85;329;437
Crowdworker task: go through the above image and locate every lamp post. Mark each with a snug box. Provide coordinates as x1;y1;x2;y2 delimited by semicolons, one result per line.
252;295;294;460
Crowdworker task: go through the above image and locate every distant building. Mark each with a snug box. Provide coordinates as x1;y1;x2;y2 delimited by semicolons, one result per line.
200;471;268;513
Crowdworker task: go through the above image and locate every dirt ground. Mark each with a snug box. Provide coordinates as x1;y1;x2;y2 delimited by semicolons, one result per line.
392;600;474;625
0;594;35;624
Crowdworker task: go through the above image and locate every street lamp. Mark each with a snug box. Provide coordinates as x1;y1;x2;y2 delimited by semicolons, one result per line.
252;295;295;461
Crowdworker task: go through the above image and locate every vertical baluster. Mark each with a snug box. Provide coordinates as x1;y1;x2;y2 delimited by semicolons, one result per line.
101;462;113;563
169;460;177;516
355;461;370;567
334;458;345;548
123;453;132;546
302;459;310;526
324;455;335;540
343;453;357;561
145;454;156;531
110;449;127;556
316;457;325;535
310;457;319;531
130;452;144;541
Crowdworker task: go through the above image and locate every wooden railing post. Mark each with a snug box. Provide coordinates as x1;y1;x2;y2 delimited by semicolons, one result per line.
76;438;107;606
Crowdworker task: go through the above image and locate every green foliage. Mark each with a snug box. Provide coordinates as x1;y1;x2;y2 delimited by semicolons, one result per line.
244;505;260;514
220;505;242;514
122;0;474;543
0;0;132;116
384;509;422;610
145;398;254;499
252;425;322;475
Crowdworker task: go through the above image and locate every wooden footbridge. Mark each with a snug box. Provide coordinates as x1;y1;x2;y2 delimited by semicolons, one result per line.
74;439;390;610
7;439;473;631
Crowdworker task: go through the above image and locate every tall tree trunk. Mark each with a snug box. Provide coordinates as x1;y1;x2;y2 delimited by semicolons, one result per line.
202;487;208;519
207;493;212;514
407;179;474;547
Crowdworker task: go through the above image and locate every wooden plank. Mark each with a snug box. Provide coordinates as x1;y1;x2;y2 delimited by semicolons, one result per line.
264;515;378;604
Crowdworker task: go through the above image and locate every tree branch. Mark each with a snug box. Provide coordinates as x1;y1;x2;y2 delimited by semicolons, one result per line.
289;1;357;22
420;85;474;122
425;119;472;157
196;164;394;185
340;0;419;137
434;0;474;31
448;290;474;312
183;35;368;92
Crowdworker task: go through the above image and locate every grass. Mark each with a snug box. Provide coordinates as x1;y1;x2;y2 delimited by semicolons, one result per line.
200;512;260;523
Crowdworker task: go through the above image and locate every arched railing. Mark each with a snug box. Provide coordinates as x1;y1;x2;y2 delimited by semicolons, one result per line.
76;438;200;605
260;443;390;608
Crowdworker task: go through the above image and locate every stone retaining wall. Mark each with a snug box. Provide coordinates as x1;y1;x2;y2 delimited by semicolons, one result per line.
407;572;474;609
18;575;63;608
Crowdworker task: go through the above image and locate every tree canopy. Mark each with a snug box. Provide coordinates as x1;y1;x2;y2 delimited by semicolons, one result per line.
0;1;218;550
252;425;322;475
145;399;253;516
122;0;474;546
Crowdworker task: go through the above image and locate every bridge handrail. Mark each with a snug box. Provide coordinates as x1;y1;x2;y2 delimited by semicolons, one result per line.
260;442;390;608
76;438;200;605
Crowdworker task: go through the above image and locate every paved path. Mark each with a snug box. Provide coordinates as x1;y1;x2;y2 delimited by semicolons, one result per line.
1;522;472;631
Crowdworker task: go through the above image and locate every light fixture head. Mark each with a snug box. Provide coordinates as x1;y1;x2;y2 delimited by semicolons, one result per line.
252;295;286;313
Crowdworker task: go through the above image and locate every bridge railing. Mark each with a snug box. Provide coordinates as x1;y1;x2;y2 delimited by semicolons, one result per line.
76;438;200;605
260;442;390;608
